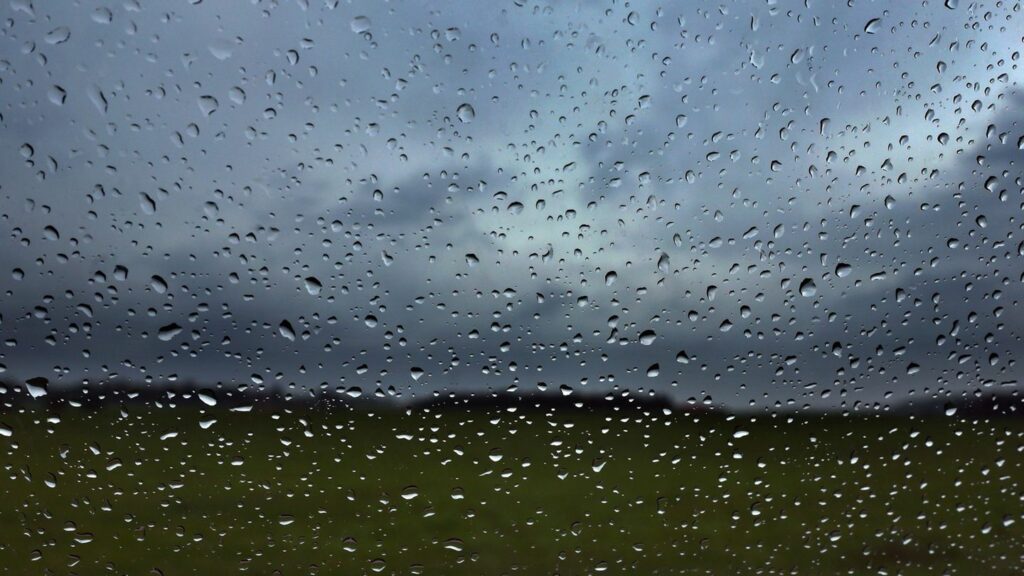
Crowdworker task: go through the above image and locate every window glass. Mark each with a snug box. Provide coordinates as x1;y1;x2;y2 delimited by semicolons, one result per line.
1;1;1022;574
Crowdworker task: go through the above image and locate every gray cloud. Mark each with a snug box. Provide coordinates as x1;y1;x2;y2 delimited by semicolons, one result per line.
1;0;1022;411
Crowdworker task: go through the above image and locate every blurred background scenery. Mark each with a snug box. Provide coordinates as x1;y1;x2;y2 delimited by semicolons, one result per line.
1;0;1023;573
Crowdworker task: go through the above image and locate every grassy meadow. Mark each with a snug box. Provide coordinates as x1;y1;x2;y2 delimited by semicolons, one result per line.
1;401;1022;575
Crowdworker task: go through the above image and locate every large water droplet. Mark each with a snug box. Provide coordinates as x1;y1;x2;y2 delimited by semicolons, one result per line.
456;103;475;123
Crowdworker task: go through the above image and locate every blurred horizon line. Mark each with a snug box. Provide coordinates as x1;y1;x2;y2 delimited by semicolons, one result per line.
2;377;1020;419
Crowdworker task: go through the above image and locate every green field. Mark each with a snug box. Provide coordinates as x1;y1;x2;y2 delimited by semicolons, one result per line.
1;404;1022;575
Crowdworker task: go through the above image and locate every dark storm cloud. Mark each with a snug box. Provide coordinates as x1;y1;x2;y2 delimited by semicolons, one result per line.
1;0;1021;411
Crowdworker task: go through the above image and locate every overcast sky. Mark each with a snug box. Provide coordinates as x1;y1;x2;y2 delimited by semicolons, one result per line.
1;0;1022;411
